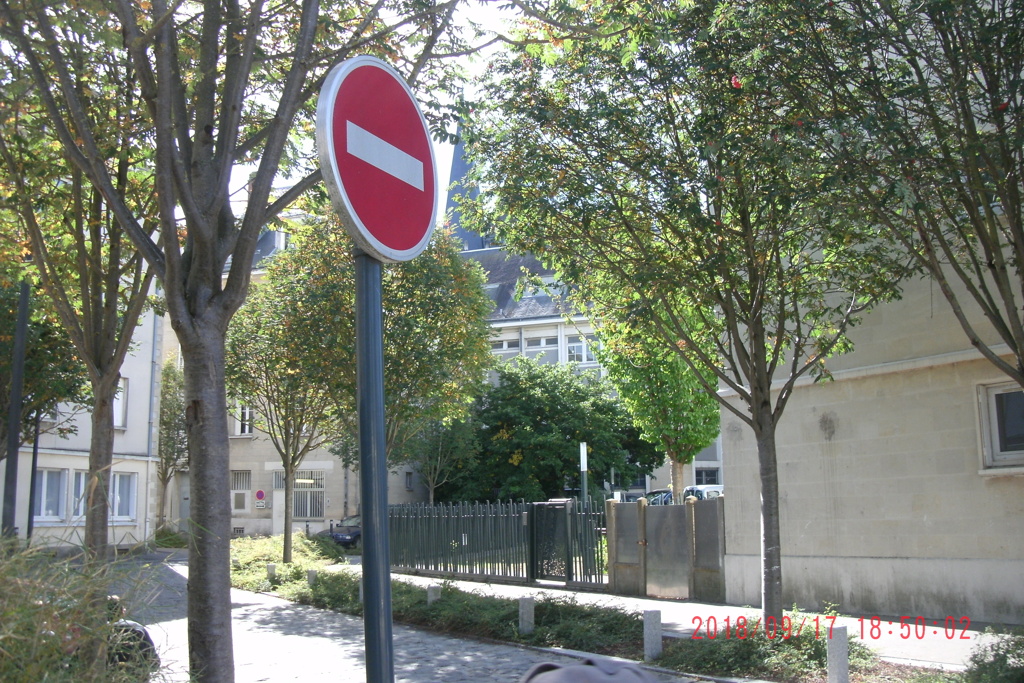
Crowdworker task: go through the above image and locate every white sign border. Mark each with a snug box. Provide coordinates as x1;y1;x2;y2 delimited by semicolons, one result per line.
316;55;438;263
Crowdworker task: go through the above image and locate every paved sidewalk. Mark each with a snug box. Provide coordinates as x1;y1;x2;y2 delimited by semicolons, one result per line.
123;550;698;683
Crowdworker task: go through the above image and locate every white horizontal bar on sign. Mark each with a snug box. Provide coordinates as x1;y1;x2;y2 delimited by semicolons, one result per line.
346;121;424;191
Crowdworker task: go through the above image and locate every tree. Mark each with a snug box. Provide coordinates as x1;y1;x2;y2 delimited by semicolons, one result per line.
0;277;87;463
405;417;481;504
277;218;495;468
157;360;188;532
462;3;908;622
225;268;342;565
732;1;1024;388
592;313;720;503
454;357;661;503
0;1;480;676
0;48;157;559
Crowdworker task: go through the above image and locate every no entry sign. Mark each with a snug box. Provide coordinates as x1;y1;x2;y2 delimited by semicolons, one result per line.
317;56;438;262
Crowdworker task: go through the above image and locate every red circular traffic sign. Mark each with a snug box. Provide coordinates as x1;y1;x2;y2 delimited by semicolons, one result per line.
317;56;438;262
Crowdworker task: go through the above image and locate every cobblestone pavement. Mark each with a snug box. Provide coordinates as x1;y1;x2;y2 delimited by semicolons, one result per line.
121;550;698;683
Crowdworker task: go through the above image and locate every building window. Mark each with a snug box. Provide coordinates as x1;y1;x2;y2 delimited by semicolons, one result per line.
273;470;325;519
526;336;558;348
111;472;137;521
237;404;255;436
231;470;252;512
490;339;521;352
71;470;90;519
567;335;598;363
232;527;246;537
980;383;1024;468
112;378;128;428
33;468;67;521
405;472;414;491
696;468;720;485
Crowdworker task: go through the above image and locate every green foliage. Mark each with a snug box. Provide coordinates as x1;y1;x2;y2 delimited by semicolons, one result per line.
0;543;162;683
450;357;660;502
403;417;482;503
156;361;188;530
152;527;188;549
268;218;494;467
593;314;719;468
0;282;87;459
964;629;1024;682
228;533;347;595
660;613;876;681
729;0;1024;387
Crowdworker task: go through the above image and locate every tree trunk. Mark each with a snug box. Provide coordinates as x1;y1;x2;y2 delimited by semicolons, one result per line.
752;408;783;626
85;377;116;561
156;476;168;531
283;466;294;564
670;455;686;504
181;334;235;683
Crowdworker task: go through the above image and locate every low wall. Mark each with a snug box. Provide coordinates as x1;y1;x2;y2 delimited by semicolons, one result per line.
725;553;1024;625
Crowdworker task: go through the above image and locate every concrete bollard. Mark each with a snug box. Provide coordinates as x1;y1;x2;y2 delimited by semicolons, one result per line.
267;563;276;581
359;576;364;603
519;596;535;635
644;610;662;661
827;625;849;683
307;569;318;587
427;584;442;605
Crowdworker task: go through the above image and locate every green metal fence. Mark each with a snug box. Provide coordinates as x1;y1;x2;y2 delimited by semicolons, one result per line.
390;501;531;583
389;499;607;589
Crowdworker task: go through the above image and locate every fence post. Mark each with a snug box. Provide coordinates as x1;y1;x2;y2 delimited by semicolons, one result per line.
267;563;276;581
828;625;849;683
644;610;662;661
307;569;318;587
519;596;535;635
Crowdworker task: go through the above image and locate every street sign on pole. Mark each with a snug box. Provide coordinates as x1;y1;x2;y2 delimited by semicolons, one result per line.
317;55;438;263
317;55;438;683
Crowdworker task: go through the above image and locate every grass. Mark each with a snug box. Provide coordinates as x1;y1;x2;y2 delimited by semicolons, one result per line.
228;534;1023;683
0;541;162;683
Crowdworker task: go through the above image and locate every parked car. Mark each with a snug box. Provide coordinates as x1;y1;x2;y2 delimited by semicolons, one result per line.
319;515;361;549
681;485;724;500
645;485;724;505
644;489;673;505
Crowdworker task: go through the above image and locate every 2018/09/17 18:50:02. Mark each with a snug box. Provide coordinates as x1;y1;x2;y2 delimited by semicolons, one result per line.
690;615;972;641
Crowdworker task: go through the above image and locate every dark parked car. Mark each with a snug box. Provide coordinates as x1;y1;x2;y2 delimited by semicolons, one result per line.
320;515;361;549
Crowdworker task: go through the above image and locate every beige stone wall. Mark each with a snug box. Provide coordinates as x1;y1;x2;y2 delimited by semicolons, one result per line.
722;277;1024;624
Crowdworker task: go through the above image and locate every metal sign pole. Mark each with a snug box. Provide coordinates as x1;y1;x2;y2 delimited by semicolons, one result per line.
354;251;394;683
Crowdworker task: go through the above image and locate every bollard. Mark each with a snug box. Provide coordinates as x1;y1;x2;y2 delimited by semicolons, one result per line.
827;625;849;683
359;575;364;603
307;569;318;588
267;563;276;581
519;596;535;635
643;610;662;661
427;584;441;605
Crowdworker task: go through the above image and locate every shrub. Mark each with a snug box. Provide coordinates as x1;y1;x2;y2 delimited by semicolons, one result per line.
0;543;159;683
964;629;1024;683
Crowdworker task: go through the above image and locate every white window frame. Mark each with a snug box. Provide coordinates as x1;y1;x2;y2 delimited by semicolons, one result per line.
566;335;598;364
71;470;90;520
33;468;68;521
236;403;255;436
111;472;137;522
979;382;1024;470
231;470;252;512
112;377;128;429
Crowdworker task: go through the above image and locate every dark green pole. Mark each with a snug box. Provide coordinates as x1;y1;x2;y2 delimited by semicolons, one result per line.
355;251;394;683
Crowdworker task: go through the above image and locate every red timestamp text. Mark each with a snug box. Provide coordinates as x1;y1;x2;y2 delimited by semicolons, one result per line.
690;615;839;640
858;616;972;640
